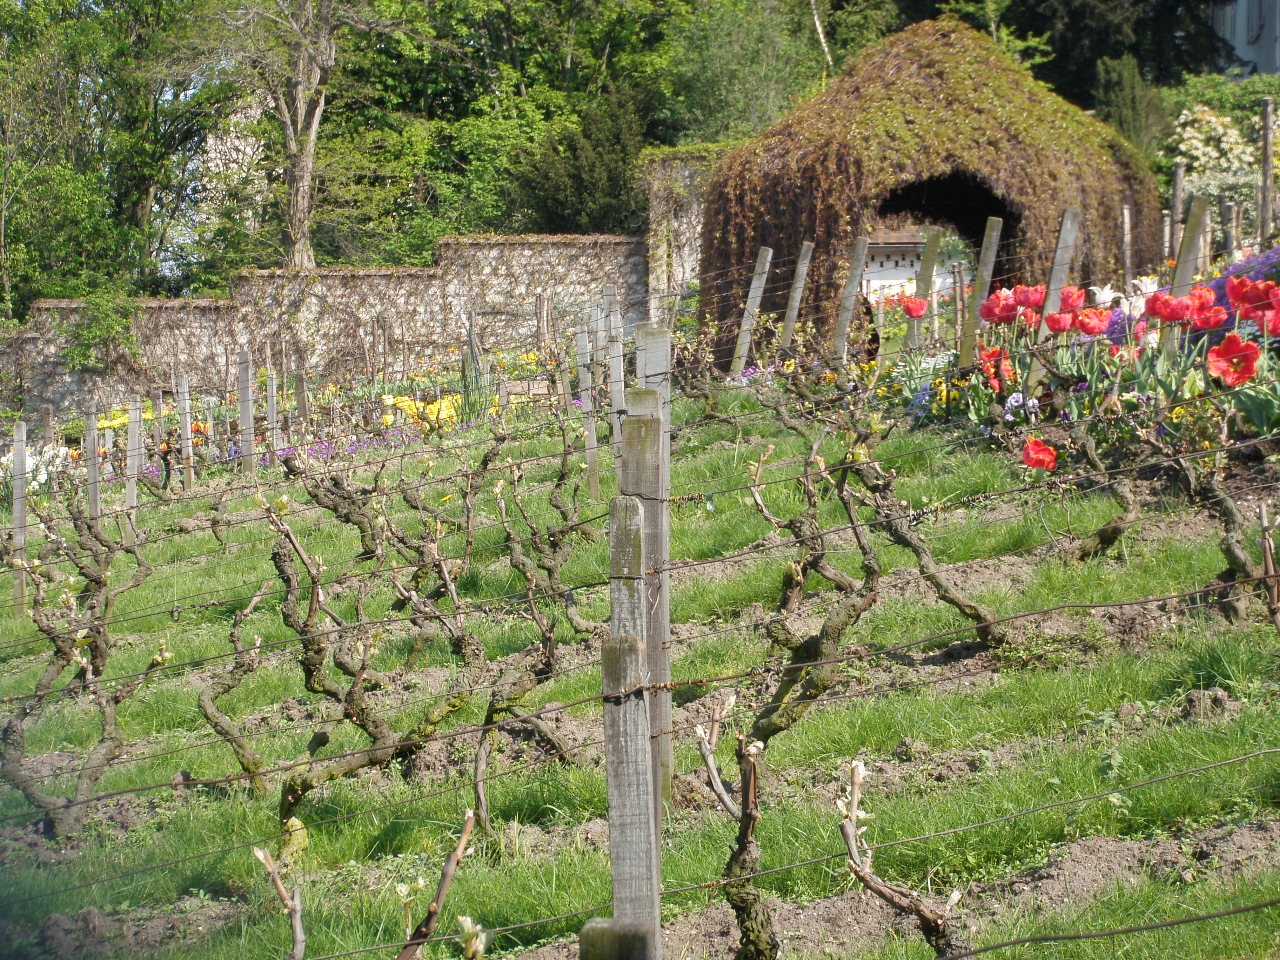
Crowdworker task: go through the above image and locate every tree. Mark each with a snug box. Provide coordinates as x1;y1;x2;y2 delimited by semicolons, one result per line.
227;0;350;269
516;86;647;234
1094;54;1166;154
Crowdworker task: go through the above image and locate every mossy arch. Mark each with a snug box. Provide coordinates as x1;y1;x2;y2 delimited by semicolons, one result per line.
699;16;1161;362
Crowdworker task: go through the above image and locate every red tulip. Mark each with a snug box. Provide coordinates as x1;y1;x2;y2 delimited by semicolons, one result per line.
1058;286;1086;312
979;288;1019;325
1022;437;1057;471
1207;333;1261;387
1013;284;1045;310
901;297;928;319
1045;311;1073;334
1074;308;1110;336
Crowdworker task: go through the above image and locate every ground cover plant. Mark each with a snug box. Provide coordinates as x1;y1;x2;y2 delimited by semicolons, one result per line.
3;246;1280;960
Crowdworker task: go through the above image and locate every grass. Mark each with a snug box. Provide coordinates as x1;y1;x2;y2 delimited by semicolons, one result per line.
2;383;1279;960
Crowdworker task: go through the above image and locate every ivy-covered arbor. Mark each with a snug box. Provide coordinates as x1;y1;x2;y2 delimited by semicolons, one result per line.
699;16;1161;360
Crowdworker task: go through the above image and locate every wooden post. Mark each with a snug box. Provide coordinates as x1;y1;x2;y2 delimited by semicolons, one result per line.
908;228;943;350
124;398;141;546
266;369;280;464
1170;160;1186;257
603;496;662;960
1263;97;1275;243
831;236;870;364
1028;209;1081;386
293;370;309;440
730;246;773;378
951;262;965;348
608;295;625;457
238;348;255;473
12;421;27;612
1161;210;1171;259
177;375;195;491
85;407;100;522
1223;200;1239;259
40;404;53;449
1158;194;1213;356
619;388;671;808
1121;205;1134;294
961;217;1002;368
150;388;165;449
777;240;814;354
580;919;653;960
575;327;600;501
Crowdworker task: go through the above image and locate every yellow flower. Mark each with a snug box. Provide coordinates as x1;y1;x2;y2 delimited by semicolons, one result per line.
382;413;395;426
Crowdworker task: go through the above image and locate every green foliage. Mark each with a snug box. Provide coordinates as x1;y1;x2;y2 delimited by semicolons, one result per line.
1093;54;1167;153
57;283;139;371
515;87;648;234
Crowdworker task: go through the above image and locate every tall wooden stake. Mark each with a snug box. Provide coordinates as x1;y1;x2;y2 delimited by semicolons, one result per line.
177;375;195;491
730;246;773;378
961;217;1002;368
831;236;870;364
1263;97;1275;243
1159;194;1212;357
1028;209;1081;387
1171;160;1186;256
603;496;662;960
909;228;943;350
12;421;27;612
777;240;815;354
575;327;600;500
1121;205;1134;293
124;398;141;546
238;348;255;473
619;388;672;807
84;407;101;522
608;295;625;457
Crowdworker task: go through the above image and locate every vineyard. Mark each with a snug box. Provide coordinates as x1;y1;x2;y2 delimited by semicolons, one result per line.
4;223;1280;960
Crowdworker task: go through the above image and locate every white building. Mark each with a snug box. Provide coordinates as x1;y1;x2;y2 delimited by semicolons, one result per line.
1212;1;1280;74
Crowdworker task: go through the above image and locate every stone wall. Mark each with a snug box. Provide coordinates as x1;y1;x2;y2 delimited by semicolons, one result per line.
8;234;646;415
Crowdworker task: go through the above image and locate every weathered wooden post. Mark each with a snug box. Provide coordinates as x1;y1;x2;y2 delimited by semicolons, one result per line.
962;217;1003;368
150;388;165;449
907;227;943;351
575;327;600;501
1262;97;1274;242
84;407;101;522
619;388;672;807
1170;160;1186;256
124;398;141;546
40;404;54;449
12;421;27;612
777;240;814;354
1161;209;1171;260
1156;194;1211;359
177;375;195;491
238;348;255;473
730;246;773;378
596;495;662;960
266;369;280;465
293;369;309;441
1028;208;1081;387
608;294;625;457
1121;205;1134;294
831;236;870;364
1222;200;1239;260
